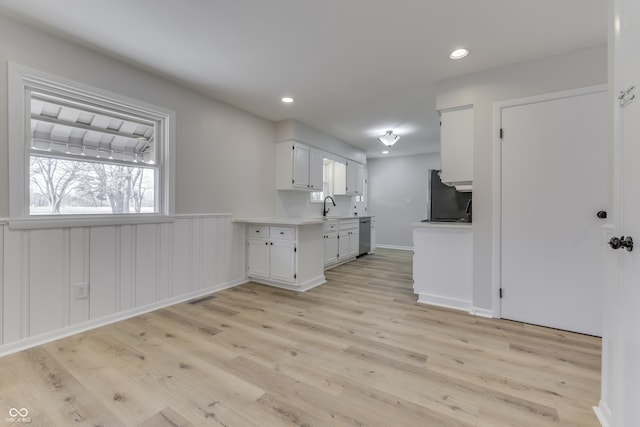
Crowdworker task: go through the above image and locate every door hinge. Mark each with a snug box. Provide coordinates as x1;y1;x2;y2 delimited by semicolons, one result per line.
292;179;294;184
619;85;636;107
499;288;503;298
292;145;295;150
294;273;297;279
499;128;503;139
294;246;297;253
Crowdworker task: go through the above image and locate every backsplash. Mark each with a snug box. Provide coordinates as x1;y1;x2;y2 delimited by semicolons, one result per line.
276;191;354;217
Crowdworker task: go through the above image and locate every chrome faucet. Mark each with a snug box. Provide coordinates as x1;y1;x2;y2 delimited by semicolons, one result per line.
323;196;336;216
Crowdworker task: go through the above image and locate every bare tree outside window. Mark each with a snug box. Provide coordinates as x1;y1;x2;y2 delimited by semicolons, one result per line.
30;156;155;215
30;157;81;214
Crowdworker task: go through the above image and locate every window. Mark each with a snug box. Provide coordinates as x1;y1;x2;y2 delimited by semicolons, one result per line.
9;63;175;227
311;158;334;202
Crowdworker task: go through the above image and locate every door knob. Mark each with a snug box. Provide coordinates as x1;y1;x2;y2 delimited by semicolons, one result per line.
596;211;607;219
609;236;622;249
621;236;634;252
609;235;634;251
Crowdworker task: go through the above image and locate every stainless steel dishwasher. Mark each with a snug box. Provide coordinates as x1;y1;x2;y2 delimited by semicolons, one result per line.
358;217;370;256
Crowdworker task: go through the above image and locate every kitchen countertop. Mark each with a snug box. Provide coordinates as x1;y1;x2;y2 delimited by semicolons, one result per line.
412;221;472;229
233;217;325;225
233;216;372;225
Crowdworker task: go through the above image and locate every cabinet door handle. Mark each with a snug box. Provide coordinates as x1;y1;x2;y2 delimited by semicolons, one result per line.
265;242;268;245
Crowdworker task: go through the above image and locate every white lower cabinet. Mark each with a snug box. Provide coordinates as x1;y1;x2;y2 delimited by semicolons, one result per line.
247;225;296;284
338;230;358;259
247;237;270;278
323;220;338;267
269;239;296;282
324;233;338;266
325;219;359;269
340;219;359;259
245;222;325;291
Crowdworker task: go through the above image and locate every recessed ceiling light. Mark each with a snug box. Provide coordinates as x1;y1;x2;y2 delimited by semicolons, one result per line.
382;150;389;154
281;97;295;103
449;48;469;60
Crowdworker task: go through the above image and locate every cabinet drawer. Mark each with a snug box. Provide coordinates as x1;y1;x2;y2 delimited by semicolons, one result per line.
339;219;358;230
323;221;338;232
270;226;296;240
248;225;270;238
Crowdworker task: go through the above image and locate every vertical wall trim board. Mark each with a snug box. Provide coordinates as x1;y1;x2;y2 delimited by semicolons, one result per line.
0;225;4;345
156;224;161;301
0;215;243;357
114;225;121;314
63;229;70;327
188;219;194;292
22;231;30;339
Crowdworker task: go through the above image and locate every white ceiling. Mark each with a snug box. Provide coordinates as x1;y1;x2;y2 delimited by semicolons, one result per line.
0;0;607;158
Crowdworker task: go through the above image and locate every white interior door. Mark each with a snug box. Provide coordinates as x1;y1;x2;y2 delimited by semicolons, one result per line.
607;0;640;424
500;88;608;336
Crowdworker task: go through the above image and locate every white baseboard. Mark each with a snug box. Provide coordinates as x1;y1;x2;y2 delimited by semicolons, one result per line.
469;307;494;318
324;255;357;270
376;244;413;251
417;293;472;312
248;275;326;292
593;401;611;427
0;278;248;358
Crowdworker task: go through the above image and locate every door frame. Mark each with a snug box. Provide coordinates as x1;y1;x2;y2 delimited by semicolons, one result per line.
491;84;608;319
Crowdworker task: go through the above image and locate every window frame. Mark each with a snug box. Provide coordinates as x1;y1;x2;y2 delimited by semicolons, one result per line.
8;62;176;229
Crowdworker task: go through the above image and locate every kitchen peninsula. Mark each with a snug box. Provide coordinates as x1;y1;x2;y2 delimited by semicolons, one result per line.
412;221;473;312
234;217;326;291
234;216;373;291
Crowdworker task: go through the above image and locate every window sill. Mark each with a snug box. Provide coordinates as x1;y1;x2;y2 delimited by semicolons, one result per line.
8;215;175;230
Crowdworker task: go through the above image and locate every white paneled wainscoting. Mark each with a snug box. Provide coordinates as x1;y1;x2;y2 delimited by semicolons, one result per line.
0;214;247;357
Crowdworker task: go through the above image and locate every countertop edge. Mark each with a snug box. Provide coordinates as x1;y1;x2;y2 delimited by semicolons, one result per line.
233;216;373;225
233;217;325;225
412;222;472;229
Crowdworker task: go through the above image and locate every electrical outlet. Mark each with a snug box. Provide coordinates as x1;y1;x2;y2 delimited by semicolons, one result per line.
75;282;89;300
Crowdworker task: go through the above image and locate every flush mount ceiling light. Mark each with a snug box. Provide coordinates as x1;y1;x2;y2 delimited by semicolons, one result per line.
281;97;295;103
449;48;469;60
382;150;389;154
378;130;400;147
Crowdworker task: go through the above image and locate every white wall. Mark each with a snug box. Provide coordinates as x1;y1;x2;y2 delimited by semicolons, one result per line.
368;153;440;248
0;14;276;218
436;45;608;311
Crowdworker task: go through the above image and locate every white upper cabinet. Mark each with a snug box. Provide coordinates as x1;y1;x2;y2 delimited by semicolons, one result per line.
276;141;324;191
439;106;474;186
333;159;365;196
292;142;310;188
309;147;324;190
346;161;365;195
332;158;347;195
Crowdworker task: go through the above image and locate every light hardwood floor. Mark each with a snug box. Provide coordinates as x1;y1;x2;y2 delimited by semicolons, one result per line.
0;249;601;426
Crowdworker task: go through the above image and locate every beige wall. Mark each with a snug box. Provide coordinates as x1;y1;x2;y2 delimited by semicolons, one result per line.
0;15;276;218
436;45;608;310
